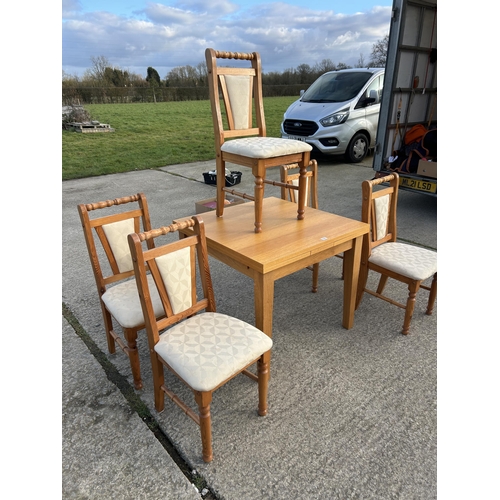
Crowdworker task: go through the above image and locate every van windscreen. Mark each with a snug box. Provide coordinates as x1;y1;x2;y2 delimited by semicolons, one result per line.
301;72;373;103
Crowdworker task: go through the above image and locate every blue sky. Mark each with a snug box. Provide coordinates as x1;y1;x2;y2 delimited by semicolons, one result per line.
62;0;393;79
75;0;390;16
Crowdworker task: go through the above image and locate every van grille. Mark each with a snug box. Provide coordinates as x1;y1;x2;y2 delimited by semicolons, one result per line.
283;120;318;137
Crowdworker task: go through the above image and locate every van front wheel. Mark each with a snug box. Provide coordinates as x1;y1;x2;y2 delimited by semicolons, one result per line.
345;133;368;163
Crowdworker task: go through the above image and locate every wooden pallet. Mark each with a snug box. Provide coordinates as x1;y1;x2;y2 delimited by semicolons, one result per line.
65;122;115;133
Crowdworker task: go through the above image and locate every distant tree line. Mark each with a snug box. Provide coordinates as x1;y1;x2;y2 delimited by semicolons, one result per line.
63;36;388;104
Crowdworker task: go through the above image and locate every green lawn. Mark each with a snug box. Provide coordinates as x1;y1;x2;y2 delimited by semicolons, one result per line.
62;97;298;180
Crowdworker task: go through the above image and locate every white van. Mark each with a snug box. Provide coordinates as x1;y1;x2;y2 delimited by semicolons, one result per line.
281;68;385;162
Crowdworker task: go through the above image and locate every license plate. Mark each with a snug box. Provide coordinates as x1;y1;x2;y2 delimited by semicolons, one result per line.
285;135;307;142
399;176;437;194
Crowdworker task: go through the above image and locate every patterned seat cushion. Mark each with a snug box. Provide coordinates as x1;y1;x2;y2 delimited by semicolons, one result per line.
369;242;437;281
154;312;273;392
221;137;312;159
102;274;165;329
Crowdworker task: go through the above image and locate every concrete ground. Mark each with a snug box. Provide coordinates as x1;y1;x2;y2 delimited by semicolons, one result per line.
62;152;437;499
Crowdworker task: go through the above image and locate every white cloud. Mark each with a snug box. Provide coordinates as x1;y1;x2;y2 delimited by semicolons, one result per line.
62;2;392;78
174;0;238;15
332;31;361;46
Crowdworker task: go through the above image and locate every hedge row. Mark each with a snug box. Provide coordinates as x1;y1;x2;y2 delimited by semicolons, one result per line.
62;84;308;104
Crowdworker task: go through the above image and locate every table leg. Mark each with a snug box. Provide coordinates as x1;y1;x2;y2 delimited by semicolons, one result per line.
253;273;274;380
341;235;363;329
253;273;274;337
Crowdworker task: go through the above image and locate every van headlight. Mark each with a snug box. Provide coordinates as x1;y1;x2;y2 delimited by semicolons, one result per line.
320;110;349;127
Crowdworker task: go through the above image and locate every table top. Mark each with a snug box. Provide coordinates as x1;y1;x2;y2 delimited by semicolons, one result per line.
191;197;369;274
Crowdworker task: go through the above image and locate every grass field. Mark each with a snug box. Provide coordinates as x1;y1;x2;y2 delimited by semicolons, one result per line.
62;97;299;180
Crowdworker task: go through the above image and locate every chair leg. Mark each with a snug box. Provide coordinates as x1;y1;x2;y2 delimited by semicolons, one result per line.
296;161;307;221
195;391;213;463
101;306;116;354
402;282;420;335
123;328;143;390
376;274;389;295
152;356;165;412
253;174;264;233
257;350;271;416
311;263;319;293
426;272;437;316
215;156;226;218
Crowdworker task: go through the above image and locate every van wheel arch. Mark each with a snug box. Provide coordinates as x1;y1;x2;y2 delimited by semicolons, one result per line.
345;132;369;163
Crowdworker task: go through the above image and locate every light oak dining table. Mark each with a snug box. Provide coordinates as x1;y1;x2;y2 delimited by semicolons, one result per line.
176;197;369;338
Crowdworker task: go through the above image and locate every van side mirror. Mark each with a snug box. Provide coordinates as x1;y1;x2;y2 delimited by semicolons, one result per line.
361;96;376;106
369;89;379;103
300;90;305;97
359;89;379;107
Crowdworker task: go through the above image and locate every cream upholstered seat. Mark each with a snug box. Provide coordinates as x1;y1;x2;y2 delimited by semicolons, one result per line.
355;173;437;335
206;48;313;233
153;312;271;392
128;216;272;463
78;193;164;389
221;136;310;158
100;274;163;328
369;242;437;280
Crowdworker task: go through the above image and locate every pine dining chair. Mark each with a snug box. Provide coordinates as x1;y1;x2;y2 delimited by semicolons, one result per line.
78;193;164;389
205;47;313;233
128;216;273;462
356;173;437;334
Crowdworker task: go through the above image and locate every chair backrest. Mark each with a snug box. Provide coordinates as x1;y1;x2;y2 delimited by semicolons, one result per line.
78;193;153;294
280;161;318;208
128;217;216;348
361;173;399;257
205;48;266;151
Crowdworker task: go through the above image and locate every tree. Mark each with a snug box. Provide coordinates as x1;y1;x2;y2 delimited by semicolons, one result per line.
336;62;351;70
64;54;367;92
296;63;313;83
279;68;298;85
313;59;336;75
356;53;366;68
145;67;161;102
165;64;204;87
88;55;110;82
62;70;80;87
195;62;208;86
128;72;148;87
369;34;389;67
104;67;130;87
146;67;161;86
